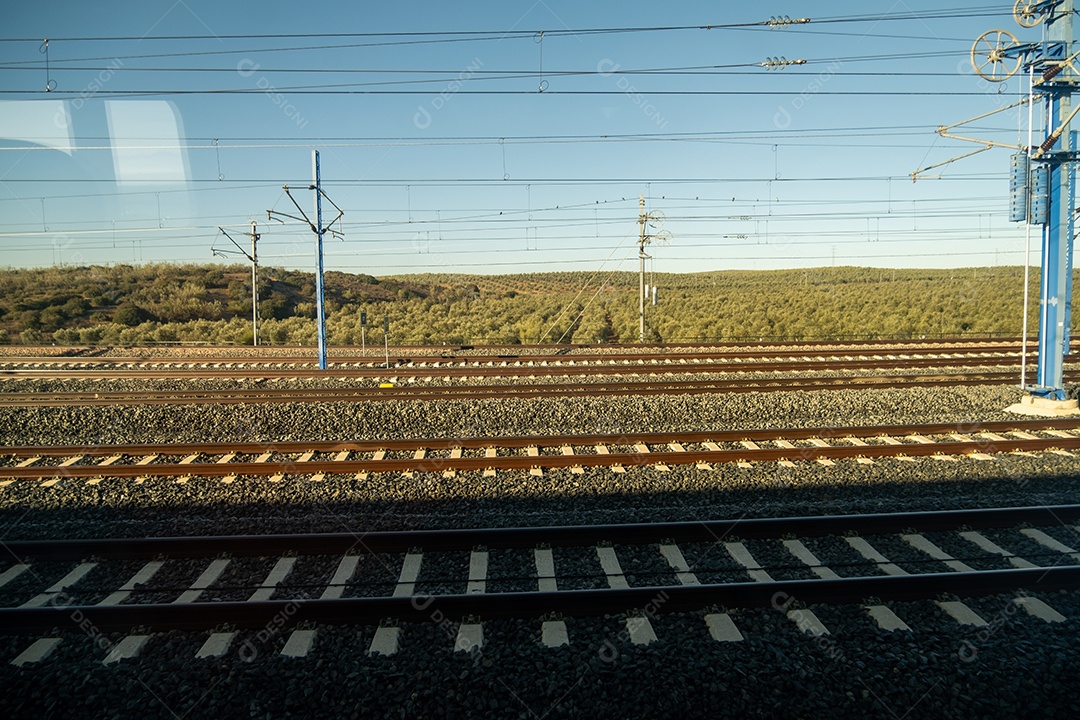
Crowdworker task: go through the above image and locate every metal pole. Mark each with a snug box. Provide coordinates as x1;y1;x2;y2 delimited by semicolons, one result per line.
1022;66;1034;388
638;195;646;343
1022;220;1032;387
312;150;328;370
250;221;259;347
1034;5;1075;400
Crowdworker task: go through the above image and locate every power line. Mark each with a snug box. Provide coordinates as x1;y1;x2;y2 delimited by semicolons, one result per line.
0;87;988;98
0;174;1012;185
0;65;976;78
0;8;1009;43
17;123;1020;145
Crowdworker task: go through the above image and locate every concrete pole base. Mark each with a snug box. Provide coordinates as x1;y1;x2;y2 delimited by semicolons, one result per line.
1005;395;1080;417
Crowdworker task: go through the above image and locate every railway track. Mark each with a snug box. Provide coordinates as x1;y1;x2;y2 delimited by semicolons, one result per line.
3;419;1078;482
0;341;1042;368
2;505;1078;663
3;340;1074;382
9;336;1070;361
1;354;1067;381
4;371;1076;406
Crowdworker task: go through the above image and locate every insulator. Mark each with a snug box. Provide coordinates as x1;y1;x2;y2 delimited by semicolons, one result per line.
765;15;810;28
1043;64;1065;82
760;57;806;70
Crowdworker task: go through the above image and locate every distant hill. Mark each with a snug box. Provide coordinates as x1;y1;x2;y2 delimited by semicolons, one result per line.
0;263;1063;345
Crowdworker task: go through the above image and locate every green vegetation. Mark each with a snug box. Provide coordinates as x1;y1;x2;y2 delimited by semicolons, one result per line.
0;263;1067;346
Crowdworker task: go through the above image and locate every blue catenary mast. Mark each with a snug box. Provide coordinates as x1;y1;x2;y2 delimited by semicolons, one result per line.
313;150;327;370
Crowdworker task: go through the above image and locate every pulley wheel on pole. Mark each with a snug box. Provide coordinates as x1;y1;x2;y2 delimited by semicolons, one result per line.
971;29;1021;82
1014;0;1048;28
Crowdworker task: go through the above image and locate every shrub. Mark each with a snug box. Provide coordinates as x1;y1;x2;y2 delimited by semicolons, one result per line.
113;303;145;326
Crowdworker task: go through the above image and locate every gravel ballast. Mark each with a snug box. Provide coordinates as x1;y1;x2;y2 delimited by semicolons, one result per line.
1;380;1078;717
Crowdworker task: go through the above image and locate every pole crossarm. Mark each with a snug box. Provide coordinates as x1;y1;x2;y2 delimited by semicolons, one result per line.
910;146;995;181
268;185;318;233
910;97;1035;180
211;224;261;347
267;185;345;240
936;133;1020;150
314;188;345;239
214;227;255;263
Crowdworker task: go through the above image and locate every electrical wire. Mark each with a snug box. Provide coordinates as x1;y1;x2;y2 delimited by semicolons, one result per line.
0;8;1009;43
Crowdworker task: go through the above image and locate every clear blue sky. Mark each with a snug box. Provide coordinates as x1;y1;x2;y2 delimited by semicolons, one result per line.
0;1;1049;275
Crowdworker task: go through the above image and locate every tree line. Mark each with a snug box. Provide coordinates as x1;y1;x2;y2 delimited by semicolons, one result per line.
0;263;1064;346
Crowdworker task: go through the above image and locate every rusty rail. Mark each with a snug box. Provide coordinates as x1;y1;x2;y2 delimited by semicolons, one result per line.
1;371;1070;407
3;419;1078;479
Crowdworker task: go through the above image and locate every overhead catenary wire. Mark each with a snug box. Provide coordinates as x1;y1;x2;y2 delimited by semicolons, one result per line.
0;124;1018;153
0;8;1010;43
0;6;1028;275
0;88;1002;97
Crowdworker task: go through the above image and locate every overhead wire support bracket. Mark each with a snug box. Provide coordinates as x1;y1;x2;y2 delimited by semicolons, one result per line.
910;97;1036;180
268;184;346;240
214;227;254;263
910;145;995;182
212;223;261;346
312;187;346;239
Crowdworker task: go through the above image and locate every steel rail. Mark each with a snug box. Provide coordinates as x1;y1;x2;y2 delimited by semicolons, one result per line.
4;418;1078;460
4;505;1078;561
2;354;1071;381
1;372;1068;407
3;567;1078;633
11;336;1079;359
0;344;1036;368
3;433;1078;479
8;336;1052;355
0;438;1073;478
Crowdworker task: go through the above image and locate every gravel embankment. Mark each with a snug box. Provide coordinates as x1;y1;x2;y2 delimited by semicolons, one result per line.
1;381;1078;717
0;383;1038;446
0;384;1077;542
